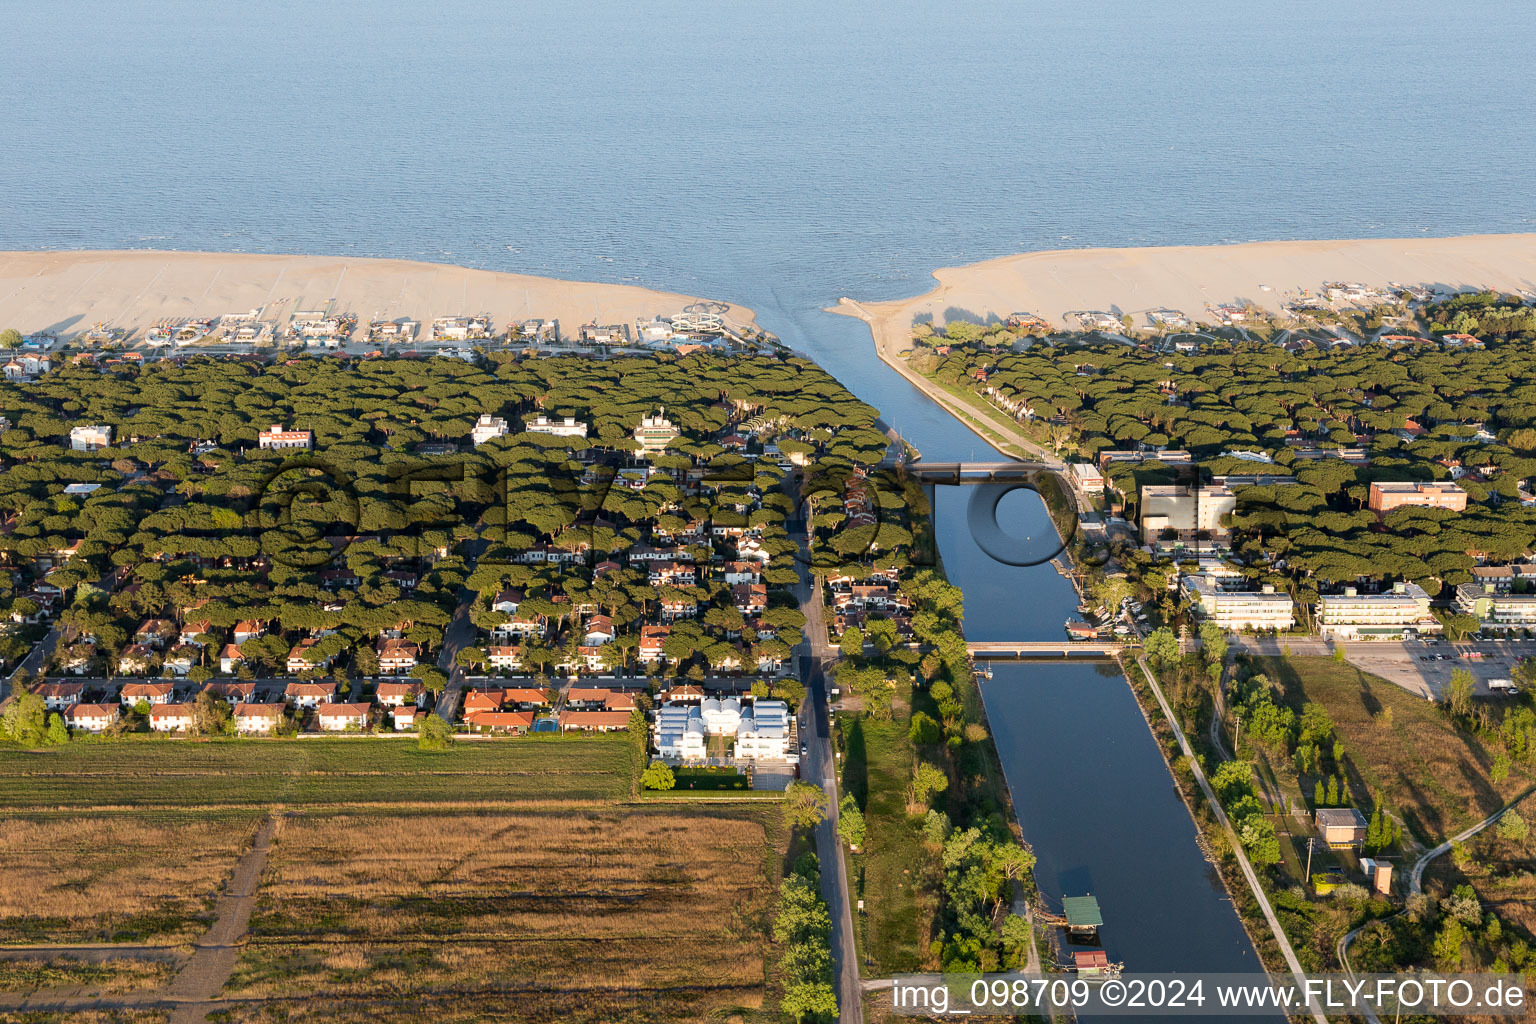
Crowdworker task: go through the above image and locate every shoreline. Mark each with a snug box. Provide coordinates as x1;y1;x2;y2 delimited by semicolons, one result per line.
831;232;1536;349
0;249;758;344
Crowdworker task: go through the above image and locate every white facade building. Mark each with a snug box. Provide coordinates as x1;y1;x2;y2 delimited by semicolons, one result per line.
699;697;743;735
654;704;708;761
633;408;679;454
1317;583;1439;640
1453;582;1536;632
524;414;589;438
257;424;313;450
69;425;113;451
1069;462;1105;491
1182;575;1295;631
471;414;510;446
735;700;793;761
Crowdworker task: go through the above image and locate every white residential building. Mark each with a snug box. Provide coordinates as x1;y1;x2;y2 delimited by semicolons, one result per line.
65;703;119;733
470;414;509;446
317;703;371;731
699;697;743;734
33;682;84;711
1139;484;1238;540
1453;582;1536;632
735;700;794;761
524;414;588;438
234;703;284;734
633;408;679;455
1182;575;1295;631
149;703;194;732
654;703;708;761
257;424;313;450
69;425;113;451
1069;462;1105;491
1316;583;1439;640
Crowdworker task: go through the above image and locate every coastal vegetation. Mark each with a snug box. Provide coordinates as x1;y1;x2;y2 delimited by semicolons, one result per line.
772;853;837;1023
0;352;889;684
918;324;1536;595
832;567;1034;977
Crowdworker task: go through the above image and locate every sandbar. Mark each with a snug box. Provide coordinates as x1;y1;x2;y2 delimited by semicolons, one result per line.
0;250;756;342
832;233;1536;357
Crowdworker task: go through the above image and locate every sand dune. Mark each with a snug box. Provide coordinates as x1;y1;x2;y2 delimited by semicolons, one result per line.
0;250;756;342
832;233;1536;357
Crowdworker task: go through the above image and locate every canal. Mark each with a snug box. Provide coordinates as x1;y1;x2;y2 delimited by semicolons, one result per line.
787;310;1272;992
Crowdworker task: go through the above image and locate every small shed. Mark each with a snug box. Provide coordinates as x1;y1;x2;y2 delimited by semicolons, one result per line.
1315;807;1368;849
1062;895;1103;937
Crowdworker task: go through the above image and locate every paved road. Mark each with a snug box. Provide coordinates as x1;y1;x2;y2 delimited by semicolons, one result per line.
2;624;65;705
434;538;489;721
792;520;862;1024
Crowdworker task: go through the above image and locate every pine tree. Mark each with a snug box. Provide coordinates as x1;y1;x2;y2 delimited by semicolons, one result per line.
1326;776;1339;806
1314;779;1326;807
1366;805;1384;852
1337;774;1350;806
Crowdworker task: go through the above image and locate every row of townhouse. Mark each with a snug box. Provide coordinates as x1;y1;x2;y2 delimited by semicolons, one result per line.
460;685;637;734
652;697;795;763
37;678;428;733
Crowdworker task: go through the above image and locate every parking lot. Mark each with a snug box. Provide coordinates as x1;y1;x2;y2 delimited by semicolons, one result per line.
1235;636;1536;700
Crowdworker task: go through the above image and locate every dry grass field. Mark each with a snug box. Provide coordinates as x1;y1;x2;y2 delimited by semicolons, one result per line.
223;807;783;1022
0;736;632;809
0;1014;167;1024
0;956;177;994
0;734;786;1020
1257;656;1532;840
0;811;263;945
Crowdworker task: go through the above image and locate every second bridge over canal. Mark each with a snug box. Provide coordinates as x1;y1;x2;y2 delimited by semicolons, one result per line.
966;640;1130;658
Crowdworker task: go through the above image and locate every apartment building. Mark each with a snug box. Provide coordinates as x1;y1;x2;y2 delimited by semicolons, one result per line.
1316;582;1439;640
69;424;113;451
470;414;509;446
1138;484;1237;542
633;408;679;454
1182;575;1296;631
524;414;588;438
1453;581;1536;632
1368;481;1468;514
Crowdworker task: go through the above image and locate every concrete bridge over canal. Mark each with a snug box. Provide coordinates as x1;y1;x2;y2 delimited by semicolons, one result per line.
905;460;1061;483
966;640;1130;658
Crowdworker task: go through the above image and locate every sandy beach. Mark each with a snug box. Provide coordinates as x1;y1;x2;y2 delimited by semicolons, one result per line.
833;233;1536;357
0;250;756;342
